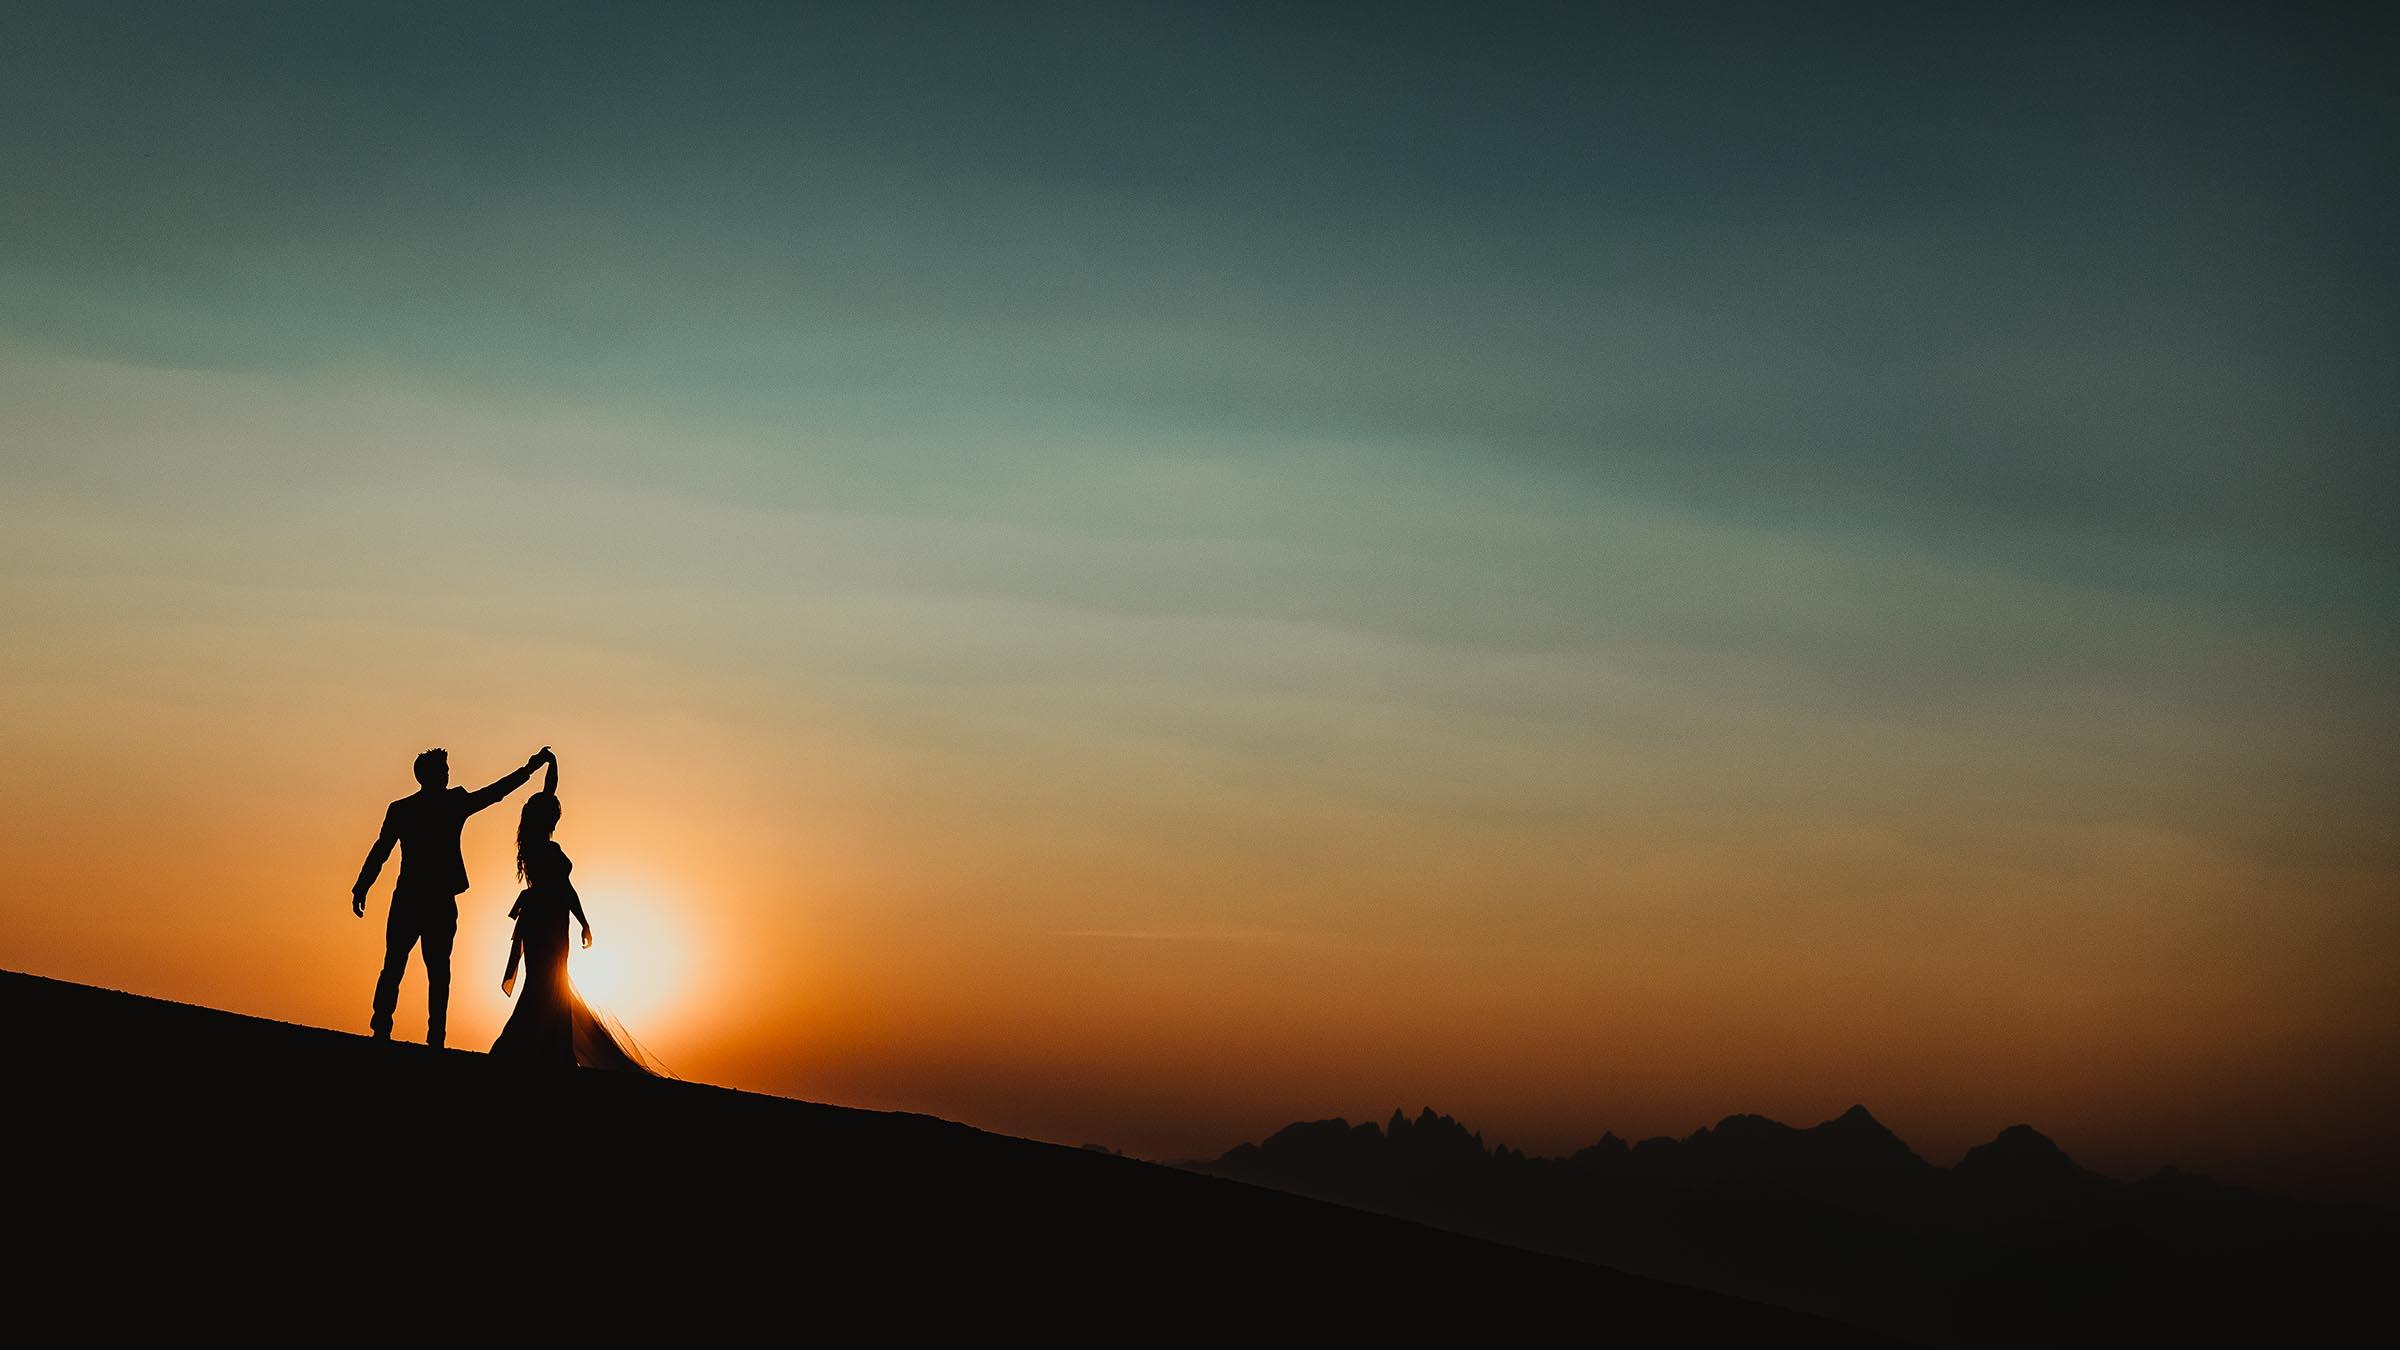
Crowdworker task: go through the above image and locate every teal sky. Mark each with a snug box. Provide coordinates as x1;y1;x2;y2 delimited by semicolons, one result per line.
2;3;2395;1192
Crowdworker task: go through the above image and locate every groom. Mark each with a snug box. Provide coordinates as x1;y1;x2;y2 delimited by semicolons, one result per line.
351;745;547;1046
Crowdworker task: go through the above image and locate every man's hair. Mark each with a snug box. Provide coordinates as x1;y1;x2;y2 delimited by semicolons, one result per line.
412;748;448;786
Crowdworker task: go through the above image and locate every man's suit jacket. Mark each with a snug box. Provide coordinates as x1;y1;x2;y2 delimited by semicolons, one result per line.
356;767;532;898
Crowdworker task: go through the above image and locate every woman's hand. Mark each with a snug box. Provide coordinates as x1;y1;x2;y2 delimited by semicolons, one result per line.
501;973;516;997
580;925;594;950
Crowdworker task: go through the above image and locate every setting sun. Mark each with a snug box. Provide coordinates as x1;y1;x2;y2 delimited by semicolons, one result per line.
565;886;695;1044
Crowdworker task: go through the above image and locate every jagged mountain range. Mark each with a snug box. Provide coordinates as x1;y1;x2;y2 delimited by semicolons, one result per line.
1190;1105;2391;1347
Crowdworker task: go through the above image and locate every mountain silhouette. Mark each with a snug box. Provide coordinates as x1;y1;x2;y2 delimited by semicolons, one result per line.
1952;1123;2089;1186
1192;1104;2392;1346
3;970;1876;1340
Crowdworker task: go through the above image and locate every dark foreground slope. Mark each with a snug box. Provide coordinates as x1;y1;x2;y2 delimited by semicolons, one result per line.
4;972;1879;1341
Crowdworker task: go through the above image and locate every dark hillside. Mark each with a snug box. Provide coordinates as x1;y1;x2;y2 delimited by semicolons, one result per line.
4;970;1878;1340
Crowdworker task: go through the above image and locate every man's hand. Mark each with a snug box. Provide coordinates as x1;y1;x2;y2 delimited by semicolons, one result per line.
580;925;593;950
352;892;367;918
527;745;551;770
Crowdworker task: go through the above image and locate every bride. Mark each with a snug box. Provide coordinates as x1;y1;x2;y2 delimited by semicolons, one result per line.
490;749;652;1073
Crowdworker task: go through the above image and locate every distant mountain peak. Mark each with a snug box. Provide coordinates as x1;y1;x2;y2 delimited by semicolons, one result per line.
1707;1111;1789;1136
1956;1124;2088;1185
1665;1104;1927;1175
1802;1104;1922;1162
1569;1132;1631;1167
1983;1123;2066;1155
1816;1104;1892;1136
1385;1106;1485;1158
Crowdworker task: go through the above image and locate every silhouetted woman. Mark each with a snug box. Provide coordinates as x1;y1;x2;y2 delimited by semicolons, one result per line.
489;750;652;1072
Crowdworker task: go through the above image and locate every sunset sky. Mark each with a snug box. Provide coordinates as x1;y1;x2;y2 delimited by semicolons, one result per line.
2;4;2393;1196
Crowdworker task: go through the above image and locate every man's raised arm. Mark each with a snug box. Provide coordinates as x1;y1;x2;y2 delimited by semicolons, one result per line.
352;804;398;917
464;748;549;813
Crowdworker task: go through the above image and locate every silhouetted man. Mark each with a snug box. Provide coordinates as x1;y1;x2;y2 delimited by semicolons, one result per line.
352;746;546;1046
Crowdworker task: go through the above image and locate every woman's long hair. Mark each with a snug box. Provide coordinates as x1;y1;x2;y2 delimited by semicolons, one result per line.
516;791;560;880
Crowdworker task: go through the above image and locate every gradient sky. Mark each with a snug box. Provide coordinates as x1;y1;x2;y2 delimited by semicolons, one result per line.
2;3;2394;1196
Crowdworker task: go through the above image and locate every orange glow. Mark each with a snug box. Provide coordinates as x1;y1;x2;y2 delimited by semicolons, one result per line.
1;678;2395;1202
564;882;696;1042
1;351;2394;1204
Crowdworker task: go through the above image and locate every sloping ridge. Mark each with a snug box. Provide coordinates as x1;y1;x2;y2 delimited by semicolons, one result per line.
3;970;1883;1340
